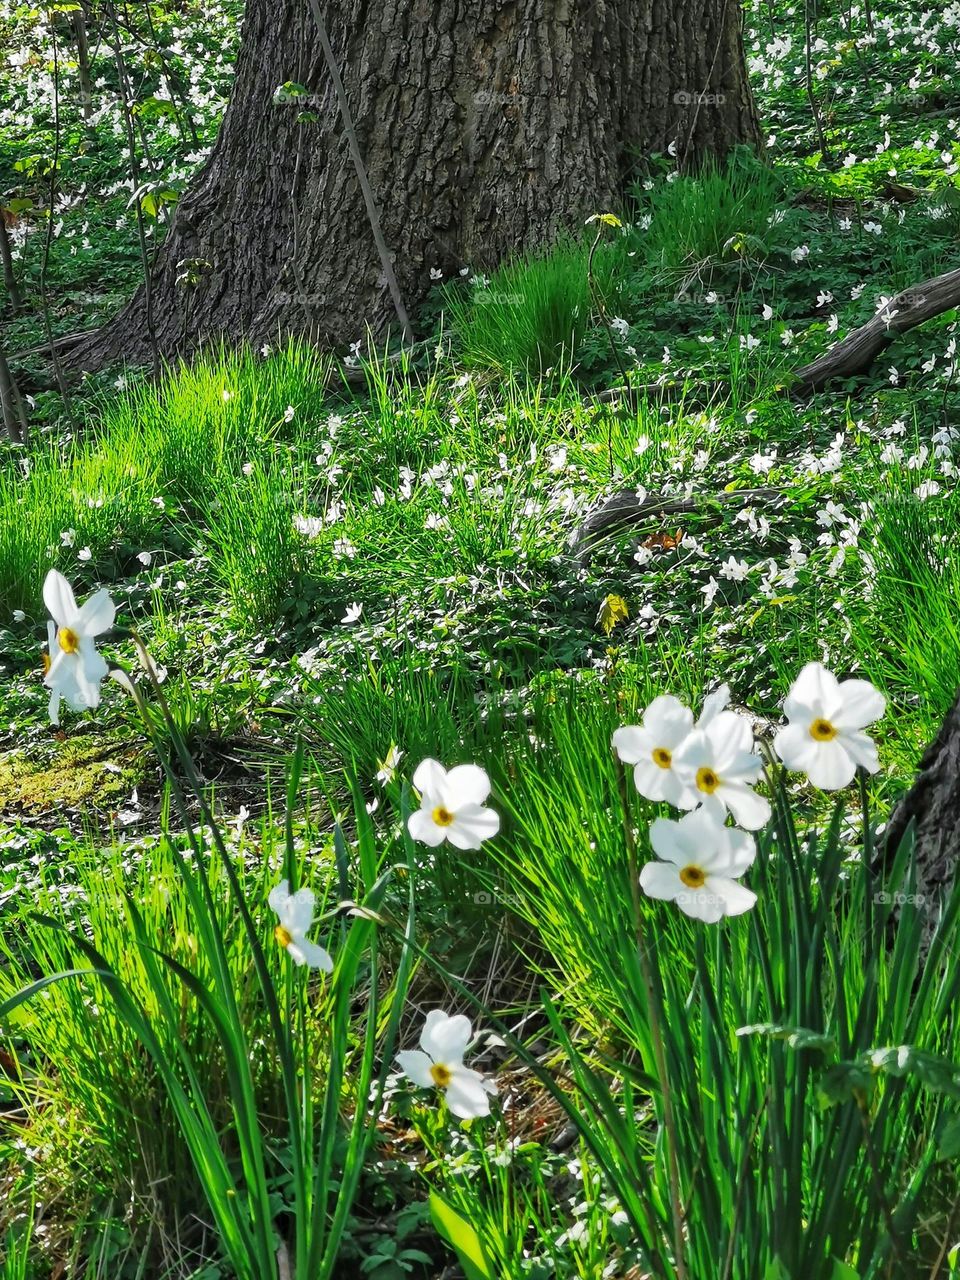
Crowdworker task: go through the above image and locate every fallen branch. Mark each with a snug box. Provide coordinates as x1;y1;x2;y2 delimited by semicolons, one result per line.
795;265;960;393
572;486;783;561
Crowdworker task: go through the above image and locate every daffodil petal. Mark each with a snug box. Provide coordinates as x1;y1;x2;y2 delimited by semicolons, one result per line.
43;569;77;628
445;1067;496;1119
421;1010;472;1063
75;587;116;636
396;1049;435;1088
444;764;492;806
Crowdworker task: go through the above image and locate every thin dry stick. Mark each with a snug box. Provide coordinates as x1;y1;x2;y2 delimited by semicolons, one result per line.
104;0;160;380
305;0;413;345
804;0;832;163
38;16;73;411
0;345;30;446
929;1188;960;1280
0;217;23;311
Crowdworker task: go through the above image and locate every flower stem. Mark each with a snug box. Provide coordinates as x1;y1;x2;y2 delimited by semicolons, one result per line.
614;755;689;1280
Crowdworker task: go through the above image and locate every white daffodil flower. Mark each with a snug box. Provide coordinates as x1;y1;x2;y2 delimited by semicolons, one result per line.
613;684;733;805
268;880;333;971
613;696;697;806
641;806;757;923
774;662;886;790
407;759;500;850
673;710;771;830
396;1010;498;1119
42;569;116;724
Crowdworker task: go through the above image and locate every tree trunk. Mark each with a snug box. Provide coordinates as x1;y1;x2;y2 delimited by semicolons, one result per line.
69;0;761;370
883;689;960;951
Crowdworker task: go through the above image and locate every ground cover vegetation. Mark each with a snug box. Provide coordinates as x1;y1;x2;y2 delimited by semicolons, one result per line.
3;1;960;1276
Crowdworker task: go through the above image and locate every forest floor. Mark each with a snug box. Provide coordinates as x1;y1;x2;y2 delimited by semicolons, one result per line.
3;2;960;1278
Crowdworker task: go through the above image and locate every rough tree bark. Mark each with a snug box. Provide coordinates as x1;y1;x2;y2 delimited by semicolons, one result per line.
883;690;960;950
70;0;761;369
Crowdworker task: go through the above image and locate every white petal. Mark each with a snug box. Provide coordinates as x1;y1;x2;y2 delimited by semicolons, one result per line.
77;638;108;687
642;695;694;746
43;569;77;627
293;938;333;972
704;875;757;917
773;722;816;772
612;725;650;764
444;764;491;806
803;739;857;791
833;679;886;731
673;730;710;772
639;860;685;901
631;758;694;805
648;817;685;866
75;587;116;636
407;807;448;846
720;783;771;831
697;684;731;727
284;887;316;935
268;880;291;915
722;826;757;877
838;728;880;774
447;804;499;850
421;1010;472;1064
397;1049;436;1088
675;887;727;924
47;685;61;726
783;662;836;722
706;711;755;759
412;757;447;800
444;1066;496;1119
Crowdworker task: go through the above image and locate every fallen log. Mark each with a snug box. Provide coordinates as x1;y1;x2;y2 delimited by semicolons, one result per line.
571;485;783;562
795;265;960;393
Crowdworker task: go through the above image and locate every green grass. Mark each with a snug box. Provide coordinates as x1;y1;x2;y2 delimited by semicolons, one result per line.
5;0;960;1275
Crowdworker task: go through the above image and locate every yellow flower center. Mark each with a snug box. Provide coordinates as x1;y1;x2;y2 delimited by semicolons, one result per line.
696;766;721;794
432;805;455;827
679;865;706;889
274;925;293;949
57;626;80;654
42;652;51;675
652;746;672;769
809;718;838;741
430;1062;453;1088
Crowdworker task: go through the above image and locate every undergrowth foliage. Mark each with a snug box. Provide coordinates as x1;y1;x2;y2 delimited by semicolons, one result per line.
5;0;960;1274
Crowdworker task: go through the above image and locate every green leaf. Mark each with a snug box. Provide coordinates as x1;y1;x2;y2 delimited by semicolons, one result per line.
830;1262;861;1279
938;1113;960;1159
818;1061;876;1108
862;1046;960;1099
428;1192;494;1280
763;1259;792;1280
737;1023;836;1055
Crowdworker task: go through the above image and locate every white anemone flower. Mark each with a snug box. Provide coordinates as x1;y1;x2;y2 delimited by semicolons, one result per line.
43;569;116;724
673;710;771;830
612;696;697;805
268;880;333;971
641;807;757;923
407;759;500;850
774;662;886;790
396;1010;498;1119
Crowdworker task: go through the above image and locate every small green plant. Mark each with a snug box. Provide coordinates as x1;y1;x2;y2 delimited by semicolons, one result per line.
444;237;621;373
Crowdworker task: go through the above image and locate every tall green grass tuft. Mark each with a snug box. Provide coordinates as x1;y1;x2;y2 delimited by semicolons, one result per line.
0;680;413;1280
0;341;331;613
483;680;960;1278
445;237;623;373
629;149;784;283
